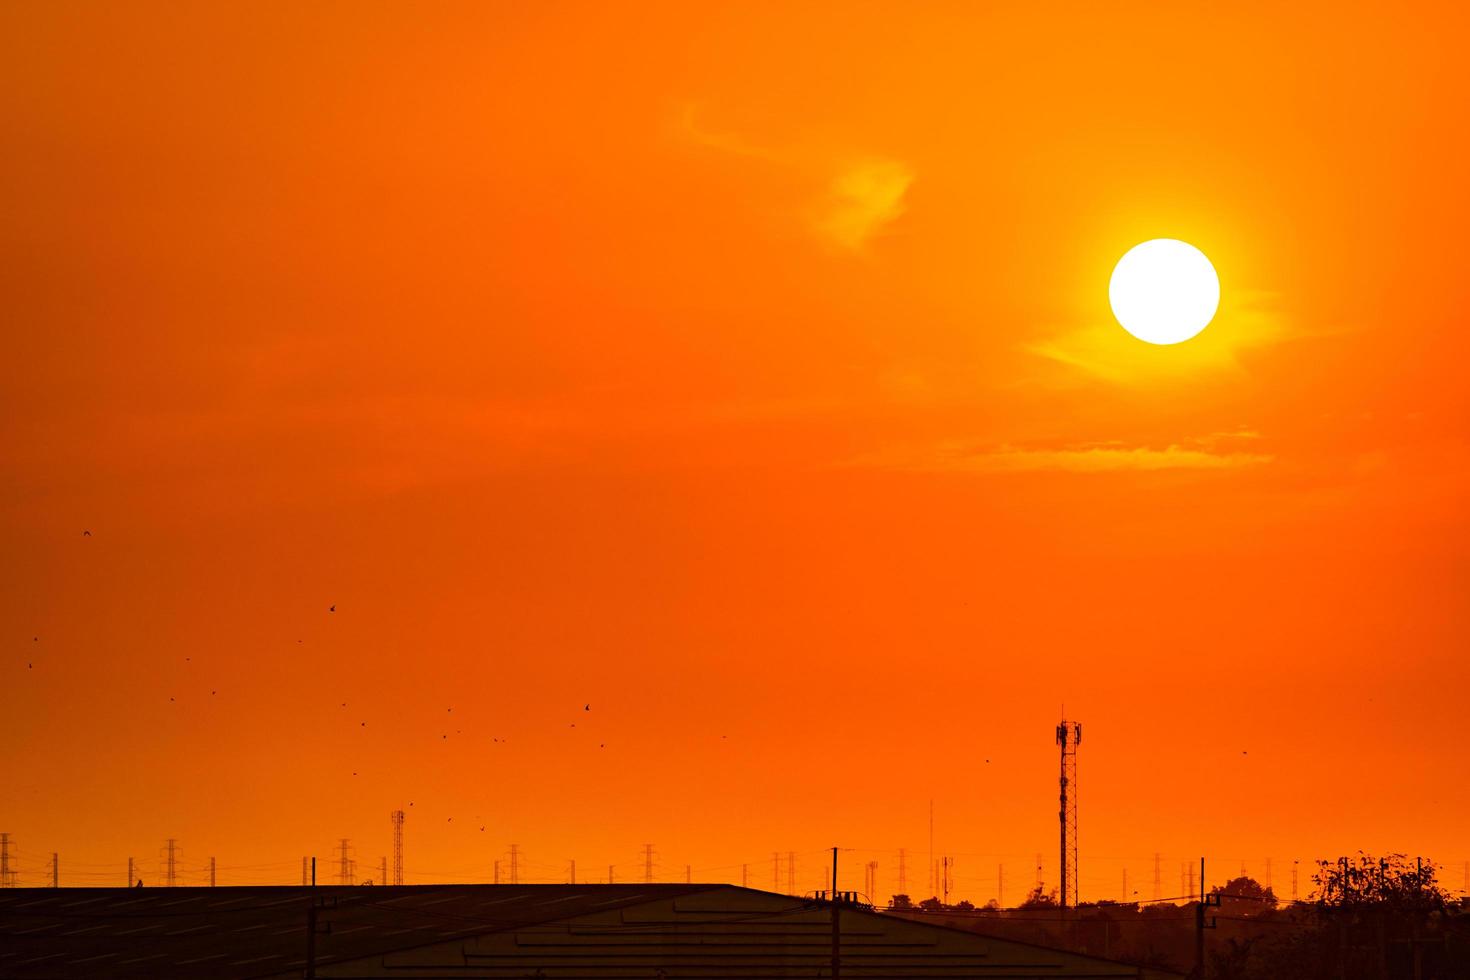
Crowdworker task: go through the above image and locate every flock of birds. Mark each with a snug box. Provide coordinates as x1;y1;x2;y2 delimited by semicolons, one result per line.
23;530;752;836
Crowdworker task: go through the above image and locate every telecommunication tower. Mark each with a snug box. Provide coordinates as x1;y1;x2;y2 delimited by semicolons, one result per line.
391;810;405;885
1056;717;1081;908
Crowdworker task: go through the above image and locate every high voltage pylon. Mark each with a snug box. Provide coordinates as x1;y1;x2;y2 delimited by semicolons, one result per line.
165;839;178;888
337;839;353;885
786;851;796;894
643;844;654;884
1;834;14;888
391;809;405;886
128;857;135;888
1056;716;1081;908
510;844;520;884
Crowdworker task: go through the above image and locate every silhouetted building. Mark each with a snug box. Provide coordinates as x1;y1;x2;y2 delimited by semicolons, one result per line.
0;883;1183;978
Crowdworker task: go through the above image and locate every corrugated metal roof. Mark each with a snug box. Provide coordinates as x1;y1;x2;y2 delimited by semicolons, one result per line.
0;884;710;978
0;885;1174;979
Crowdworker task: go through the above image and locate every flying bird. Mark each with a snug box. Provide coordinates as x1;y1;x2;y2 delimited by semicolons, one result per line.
329;605;336;613
584;704;589;711
82;530;91;537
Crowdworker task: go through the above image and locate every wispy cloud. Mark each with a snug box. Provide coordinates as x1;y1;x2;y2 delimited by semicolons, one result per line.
853;437;1273;474
1024;290;1293;385
680;104;912;252
812;159;913;251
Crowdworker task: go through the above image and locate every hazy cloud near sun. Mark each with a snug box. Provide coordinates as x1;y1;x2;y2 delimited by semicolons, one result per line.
680;104;912;251
852;434;1272;474
1025;289;1291;385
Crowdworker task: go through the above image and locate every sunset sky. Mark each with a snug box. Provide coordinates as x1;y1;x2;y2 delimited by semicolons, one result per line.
3;2;1468;900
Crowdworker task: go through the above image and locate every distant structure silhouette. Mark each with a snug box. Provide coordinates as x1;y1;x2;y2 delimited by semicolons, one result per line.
164;839;178;888
1056;717;1081;907
337;839;353;885
391;810;405;885
643;844;654;883
1;834;13;888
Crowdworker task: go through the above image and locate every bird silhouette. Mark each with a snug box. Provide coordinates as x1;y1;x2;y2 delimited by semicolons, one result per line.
329;605;336;613
28;662;32;669
584;704;590;711
82;530;91;537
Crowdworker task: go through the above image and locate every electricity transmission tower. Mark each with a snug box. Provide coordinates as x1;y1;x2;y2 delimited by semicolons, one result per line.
165;839;178;888
391;810;405;885
509;844;520;884
0;834;13;888
1056;717;1081;907
643;844;654;883
337;839;353;885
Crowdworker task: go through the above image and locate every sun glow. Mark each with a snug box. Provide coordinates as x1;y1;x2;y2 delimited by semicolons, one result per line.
1109;239;1220;345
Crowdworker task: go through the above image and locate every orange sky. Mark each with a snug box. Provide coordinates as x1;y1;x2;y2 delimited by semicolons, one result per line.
3;2;1468;900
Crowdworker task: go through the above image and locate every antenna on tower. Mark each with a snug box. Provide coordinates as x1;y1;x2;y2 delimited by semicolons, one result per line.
1056;715;1081;908
390;810;405;886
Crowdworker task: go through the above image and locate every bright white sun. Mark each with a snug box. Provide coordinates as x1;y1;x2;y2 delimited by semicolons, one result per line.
1109;239;1219;345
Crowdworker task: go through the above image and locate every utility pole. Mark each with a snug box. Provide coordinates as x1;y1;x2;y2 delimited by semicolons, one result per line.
165;839;178;887
998;863;1004;907
510;844;520;884
685;865;691;884
379;856;386;886
311;856;316;887
1265;857;1273;890
391;810;405;886
302;857;308;886
898;848;907;895
569;859;576;885
643;844;654;883
1153;852;1162;901
210;857;216;887
1195;857;1220;978
830;847;841;980
1056;716;1081;908
51;853;58;888
0;834;12;888
928;800;934;896
1291;860;1299;902
608;864;614;884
